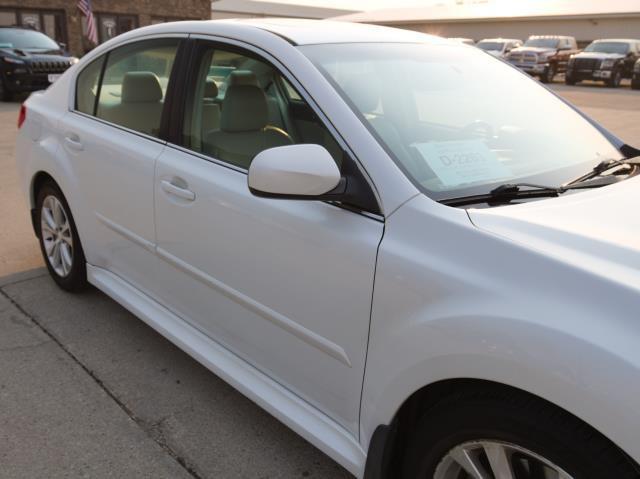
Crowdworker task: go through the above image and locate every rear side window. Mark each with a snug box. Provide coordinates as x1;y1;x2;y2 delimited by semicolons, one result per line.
75;56;104;115
91;38;179;137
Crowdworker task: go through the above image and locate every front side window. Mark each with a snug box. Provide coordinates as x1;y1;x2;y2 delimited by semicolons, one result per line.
182;43;342;170
301;43;622;201
94;38;179;137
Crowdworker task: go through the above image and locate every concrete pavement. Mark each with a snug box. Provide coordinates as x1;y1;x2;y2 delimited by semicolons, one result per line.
1;83;640;478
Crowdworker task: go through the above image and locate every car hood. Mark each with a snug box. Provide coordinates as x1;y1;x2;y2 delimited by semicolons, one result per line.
468;176;640;286
511;46;556;54
574;51;625;60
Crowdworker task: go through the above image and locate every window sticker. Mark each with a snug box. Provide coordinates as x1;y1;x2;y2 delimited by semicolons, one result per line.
413;140;511;188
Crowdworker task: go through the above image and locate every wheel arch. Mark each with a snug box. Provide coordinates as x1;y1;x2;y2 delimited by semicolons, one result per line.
365;378;640;478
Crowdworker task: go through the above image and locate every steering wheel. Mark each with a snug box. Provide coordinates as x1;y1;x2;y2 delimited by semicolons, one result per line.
460;120;495;140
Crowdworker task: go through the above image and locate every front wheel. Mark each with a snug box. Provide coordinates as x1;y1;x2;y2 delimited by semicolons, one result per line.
607;69;622;88
401;387;638;479
631;76;640;90
540;64;556;84
565;75;577;86
0;76;12;102
36;180;87;291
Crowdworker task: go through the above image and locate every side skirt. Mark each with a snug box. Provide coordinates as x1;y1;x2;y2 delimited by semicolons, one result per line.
87;264;366;477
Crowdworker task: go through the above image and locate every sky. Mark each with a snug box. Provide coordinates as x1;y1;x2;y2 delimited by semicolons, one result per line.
252;0;455;12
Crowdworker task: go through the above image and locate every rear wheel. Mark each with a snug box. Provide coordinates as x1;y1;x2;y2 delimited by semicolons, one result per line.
36;181;87;291
401;387;638;479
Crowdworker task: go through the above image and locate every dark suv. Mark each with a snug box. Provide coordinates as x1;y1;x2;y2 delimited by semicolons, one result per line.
0;27;77;101
566;39;640;88
507;35;579;83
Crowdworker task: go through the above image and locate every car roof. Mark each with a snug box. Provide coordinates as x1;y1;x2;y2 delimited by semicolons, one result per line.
592;38;640;43
478;38;521;42
123;18;445;46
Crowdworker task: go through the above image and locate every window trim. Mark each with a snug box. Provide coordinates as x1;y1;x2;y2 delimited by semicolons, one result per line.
70;33;188;145
169;34;383;216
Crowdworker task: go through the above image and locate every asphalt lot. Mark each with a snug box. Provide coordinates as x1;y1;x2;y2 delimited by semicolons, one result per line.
1;82;640;478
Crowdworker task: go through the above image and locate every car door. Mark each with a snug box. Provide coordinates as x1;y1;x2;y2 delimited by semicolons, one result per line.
152;40;384;434
59;37;182;292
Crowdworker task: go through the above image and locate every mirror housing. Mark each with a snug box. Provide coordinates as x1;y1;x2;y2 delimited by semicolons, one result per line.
248;144;345;200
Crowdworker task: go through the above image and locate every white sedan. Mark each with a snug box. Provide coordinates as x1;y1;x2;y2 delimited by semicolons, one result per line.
15;18;640;479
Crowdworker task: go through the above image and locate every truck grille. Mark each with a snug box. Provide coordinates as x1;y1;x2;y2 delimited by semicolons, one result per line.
509;52;538;64
29;60;70;74
574;58;601;71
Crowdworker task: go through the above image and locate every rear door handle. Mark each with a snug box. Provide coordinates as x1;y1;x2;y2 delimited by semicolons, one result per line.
64;133;83;151
160;179;196;201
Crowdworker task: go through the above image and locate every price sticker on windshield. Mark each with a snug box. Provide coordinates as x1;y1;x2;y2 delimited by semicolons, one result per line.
413;140;511;188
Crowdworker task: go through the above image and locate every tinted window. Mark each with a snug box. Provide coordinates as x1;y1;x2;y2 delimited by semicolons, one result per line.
95;38;179;137
182;44;342;170
75;56;105;115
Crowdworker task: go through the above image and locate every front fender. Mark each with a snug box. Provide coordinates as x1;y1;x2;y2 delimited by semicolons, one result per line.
361;195;640;465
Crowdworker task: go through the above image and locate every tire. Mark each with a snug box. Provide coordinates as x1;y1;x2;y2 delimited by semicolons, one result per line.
632;77;640;90
35;180;87;292
401;386;638;479
0;76;12;102
607;69;622;88
565;75;577;86
540;64;556;84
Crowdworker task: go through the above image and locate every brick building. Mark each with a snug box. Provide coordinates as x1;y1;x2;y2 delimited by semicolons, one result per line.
0;0;211;56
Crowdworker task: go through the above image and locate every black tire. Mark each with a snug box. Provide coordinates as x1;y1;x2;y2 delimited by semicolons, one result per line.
632;77;640;90
401;386;638;479
565;75;577;86
540;64;556;84
35;180;87;292
607;69;622;88
0;76;12;102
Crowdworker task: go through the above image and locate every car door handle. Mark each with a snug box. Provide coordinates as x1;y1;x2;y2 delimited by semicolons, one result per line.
160;179;196;201
64;133;83;151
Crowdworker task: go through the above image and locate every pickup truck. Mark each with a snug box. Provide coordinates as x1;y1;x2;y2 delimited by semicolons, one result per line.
507;35;579;83
566;39;640;88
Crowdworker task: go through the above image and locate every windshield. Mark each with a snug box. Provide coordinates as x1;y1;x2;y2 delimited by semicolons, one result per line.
584;42;630;54
300;43;622;201
524;38;560;48
0;28;59;50
477;42;505;52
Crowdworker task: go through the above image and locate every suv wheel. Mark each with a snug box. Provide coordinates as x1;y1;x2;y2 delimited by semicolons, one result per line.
0;77;12;102
540;64;556;84
607;69;622;88
631;76;640;90
36;180;87;291
565;74;577;86
401;387;638;479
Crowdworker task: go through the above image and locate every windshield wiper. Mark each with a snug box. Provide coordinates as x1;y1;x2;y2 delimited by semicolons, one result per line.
562;156;640;188
440;157;640;207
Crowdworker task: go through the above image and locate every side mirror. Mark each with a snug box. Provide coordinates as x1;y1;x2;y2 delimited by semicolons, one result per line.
248;144;345;200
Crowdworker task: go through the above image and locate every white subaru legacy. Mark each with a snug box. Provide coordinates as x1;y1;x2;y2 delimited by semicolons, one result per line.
14;19;640;479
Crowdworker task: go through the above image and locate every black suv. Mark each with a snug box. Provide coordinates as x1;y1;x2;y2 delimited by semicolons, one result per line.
0;27;77;101
566;39;640;88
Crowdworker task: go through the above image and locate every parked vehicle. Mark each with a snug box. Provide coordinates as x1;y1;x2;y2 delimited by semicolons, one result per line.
0;27;77;101
566;39;640;87
476;38;522;58
447;37;474;46
630;57;640;90
507;35;579;83
16;19;640;479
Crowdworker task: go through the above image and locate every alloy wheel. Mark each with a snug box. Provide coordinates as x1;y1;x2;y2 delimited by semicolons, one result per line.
434;440;573;479
40;195;74;277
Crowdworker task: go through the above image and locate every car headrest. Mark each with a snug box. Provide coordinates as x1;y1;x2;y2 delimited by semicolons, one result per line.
204;80;218;99
228;70;259;87
220;84;268;132
121;72;163;103
342;75;381;114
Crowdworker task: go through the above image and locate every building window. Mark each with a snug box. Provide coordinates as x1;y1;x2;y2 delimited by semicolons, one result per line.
0;8;66;46
96;14;138;43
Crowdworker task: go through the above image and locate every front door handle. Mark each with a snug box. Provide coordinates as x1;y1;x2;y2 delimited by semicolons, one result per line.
64;133;83;151
160;179;196;201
